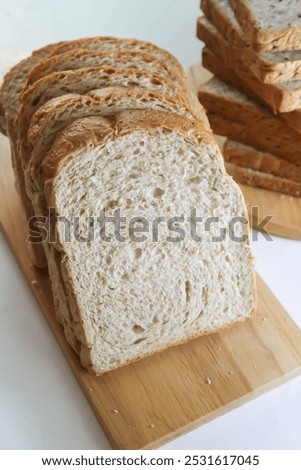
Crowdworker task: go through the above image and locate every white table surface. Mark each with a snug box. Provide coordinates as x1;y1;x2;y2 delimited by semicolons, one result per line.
0;0;301;451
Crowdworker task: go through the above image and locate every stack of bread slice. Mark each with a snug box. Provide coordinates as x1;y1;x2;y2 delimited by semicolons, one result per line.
0;36;255;374
197;0;301;197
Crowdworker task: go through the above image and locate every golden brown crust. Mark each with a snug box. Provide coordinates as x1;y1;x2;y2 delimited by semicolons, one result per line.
28;88;194;146
17;65;191;148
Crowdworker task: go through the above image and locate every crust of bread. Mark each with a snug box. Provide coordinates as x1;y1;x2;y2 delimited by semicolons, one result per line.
207;112;301;167
42;110;213;193
228;0;301;52
224;140;301;183
229;163;301;198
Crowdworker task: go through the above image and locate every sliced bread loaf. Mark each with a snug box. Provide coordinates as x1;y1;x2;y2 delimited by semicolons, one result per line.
37;110;255;373
228;0;301;52
228;163;301;198
197;12;301;84
198;25;301;112
207;112;301;166
224;140;301;183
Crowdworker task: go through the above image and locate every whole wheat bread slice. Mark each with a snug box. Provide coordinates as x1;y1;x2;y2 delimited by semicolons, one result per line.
228;0;301;52
207;112;301;167
199;29;301;113
228;163;301;198
198;77;301;165
224;140;301;183
202;47;301;134
197;12;301;84
49;37;185;78
36;110;255;374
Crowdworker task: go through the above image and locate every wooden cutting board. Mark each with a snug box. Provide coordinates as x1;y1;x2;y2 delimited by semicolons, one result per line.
188;63;301;241
1;134;301;450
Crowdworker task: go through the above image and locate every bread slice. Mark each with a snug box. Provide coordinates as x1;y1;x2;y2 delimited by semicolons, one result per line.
228;0;301;52
207;112;301;167
198;27;301;113
25;87;200;194
197;11;301;84
26;49;184;87
198;77;301;164
49;37;185;78
36;110;256;374
224;140;301;183
228;163;301;198
202;47;301;134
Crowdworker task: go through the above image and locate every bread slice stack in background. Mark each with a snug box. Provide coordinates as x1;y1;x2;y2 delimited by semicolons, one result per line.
0;36;256;374
197;0;301;197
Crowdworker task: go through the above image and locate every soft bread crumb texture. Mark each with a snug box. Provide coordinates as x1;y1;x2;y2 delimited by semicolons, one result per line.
46;129;255;374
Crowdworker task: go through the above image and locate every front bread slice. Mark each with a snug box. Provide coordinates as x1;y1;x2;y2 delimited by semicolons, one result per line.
40;110;256;374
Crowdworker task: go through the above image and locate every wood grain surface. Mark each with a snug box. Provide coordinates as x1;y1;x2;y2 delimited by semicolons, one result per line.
1;133;301;449
189;63;301;241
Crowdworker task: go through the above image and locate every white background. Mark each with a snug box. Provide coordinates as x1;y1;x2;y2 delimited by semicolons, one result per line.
0;0;301;451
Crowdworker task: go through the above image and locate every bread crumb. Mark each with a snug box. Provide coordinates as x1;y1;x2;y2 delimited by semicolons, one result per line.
148;424;155;429
229;371;234;375
89;388;93;392
218;347;222;351
132;426;136;431
206;377;212;385
31;280;38;286
111;409;119;414
236;350;240;354
253;365;257;369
